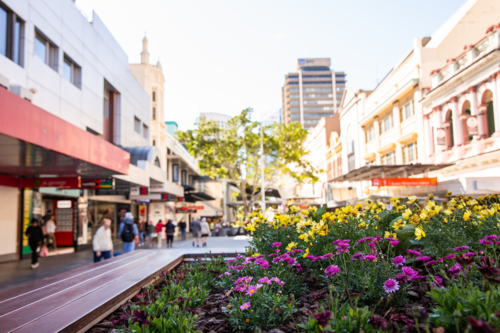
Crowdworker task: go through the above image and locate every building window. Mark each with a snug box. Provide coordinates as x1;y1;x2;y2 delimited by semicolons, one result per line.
381;151;395;165
379;113;393;134
152;91;156;102
303;88;332;92
142;124;149;139
290;101;300;105
365;126;374;142
134;117;141;134
152;140;156;146
0;3;24;66
288;88;299;92
402;142;418;164
400;100;414;122
62;54;81;88
304;100;332;105
35;30;58;71
152;107;156;120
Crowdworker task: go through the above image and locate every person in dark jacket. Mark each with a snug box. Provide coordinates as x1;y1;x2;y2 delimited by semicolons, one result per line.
165;220;176;248
178;219;187;240
25;218;44;269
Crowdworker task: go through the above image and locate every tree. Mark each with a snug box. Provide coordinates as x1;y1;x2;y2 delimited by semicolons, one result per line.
178;108;319;216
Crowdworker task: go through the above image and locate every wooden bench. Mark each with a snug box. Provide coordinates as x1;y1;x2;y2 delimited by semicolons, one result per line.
0;250;241;333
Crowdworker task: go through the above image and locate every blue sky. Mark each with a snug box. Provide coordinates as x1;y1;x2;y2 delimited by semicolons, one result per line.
76;0;467;130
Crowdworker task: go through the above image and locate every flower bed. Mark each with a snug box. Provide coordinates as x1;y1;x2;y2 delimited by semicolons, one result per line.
91;194;500;332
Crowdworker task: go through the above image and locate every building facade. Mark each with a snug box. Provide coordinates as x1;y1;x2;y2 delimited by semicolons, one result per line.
282;58;345;129
199;112;232;129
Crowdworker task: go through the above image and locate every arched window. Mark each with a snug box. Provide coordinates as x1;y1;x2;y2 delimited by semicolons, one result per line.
462;101;472;144
446;110;454;148
484;90;495;137
154;156;160;168
152;107;156;120
152;140;156;146
152;91;156;102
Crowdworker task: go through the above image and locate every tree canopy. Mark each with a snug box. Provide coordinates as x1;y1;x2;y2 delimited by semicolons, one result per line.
177;108;319;216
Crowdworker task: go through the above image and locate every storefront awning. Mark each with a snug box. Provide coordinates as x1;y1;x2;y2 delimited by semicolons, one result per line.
184;192;215;202
0;88;129;177
330;164;454;182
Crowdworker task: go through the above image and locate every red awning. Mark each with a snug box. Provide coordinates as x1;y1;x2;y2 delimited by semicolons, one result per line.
0;88;129;177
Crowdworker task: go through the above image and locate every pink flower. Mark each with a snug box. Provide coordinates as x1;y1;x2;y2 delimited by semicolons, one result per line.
386;238;400;247
392;255;406;266
272;242;282;247
448;264;462;276
245;285;258;296
268;253;277;258
417;256;432;262
325;265;340;278
431;276;444;289
453;246;470;252
402;266;418;277
484;235;499;240
363;255;377;261
293;249;303;253
321;253;333;260
383;279;400;294
240;302;251;310
356;237;373;245
351;252;363;261
446;253;456;260
335;242;350;254
258;277;271;285
480;239;494;246
425;260;437;266
407;249;422;256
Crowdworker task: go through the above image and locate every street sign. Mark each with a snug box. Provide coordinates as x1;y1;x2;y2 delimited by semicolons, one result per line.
372;177;438;187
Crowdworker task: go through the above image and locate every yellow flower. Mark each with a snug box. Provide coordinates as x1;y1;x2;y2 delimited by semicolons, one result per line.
299;233;309;242
407;195;418;204
227;304;232;309
444;209;452;216
286;241;298;251
420;209;428;220
463;211;471;221
409;214;420;226
385;231;397;239
252;253;260;257
489;208;496;216
402;209;412;219
246;224;256;232
392;218;406;230
415;227;426;241
308;206;317;213
303;247;310;258
289;206;299;214
341;205;353;214
301;209;309;216
354;203;363;210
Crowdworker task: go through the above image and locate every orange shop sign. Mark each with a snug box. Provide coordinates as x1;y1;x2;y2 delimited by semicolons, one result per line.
372;178;438;187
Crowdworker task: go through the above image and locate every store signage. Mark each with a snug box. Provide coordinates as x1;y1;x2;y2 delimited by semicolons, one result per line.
466;116;478;136
80;180;99;188
372;177;438;187
436;128;447;146
22;177;80;189
186;205;204;210
57;200;72;208
176;208;197;213
172;164;179;183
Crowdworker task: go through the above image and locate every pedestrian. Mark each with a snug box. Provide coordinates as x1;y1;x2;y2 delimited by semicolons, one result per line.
25;218;44;269
191;216;201;247
137;218;146;247
155;220;165;248
200;217;210;247
118;212;139;253
148;221;155;246
45;215;57;252
165;219;176;248
92;218;113;263
178;219;187;240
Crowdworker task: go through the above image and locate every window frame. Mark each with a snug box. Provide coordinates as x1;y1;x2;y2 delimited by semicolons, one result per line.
34;29;58;71
400;100;415;123
0;2;24;66
134;116;141;134
402;141;418;164
62;53;81;88
381;150;395;165
142;123;149;139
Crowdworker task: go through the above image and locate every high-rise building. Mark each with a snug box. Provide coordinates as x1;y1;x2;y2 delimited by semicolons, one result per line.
282;58;346;129
199;112;232;129
261;109;282;126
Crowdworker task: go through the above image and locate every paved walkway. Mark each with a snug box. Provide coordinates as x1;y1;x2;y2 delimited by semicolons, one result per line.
0;236;250;293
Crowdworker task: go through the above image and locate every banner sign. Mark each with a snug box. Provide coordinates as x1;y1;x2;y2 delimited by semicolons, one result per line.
372;177;438;187
172;164;179;183
22;189;33;255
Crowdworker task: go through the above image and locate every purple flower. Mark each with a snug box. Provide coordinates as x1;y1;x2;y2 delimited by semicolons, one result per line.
383;279;400;294
394;274;407;282
321;253;333;260
448;263;462;276
245;285;258;296
409;275;425;280
306;255;317;261
351;252;363;261
258;277;271;285
363;255;377;261
393;255;406;266
272;242;281;247
293;249;303;253
240;301;251;310
407;249;422;256
484;235;499;240
402;266;418;277
386;238;400;247
463;252;477;258
131;310;151;325
313;311;333;328
356;237;373;245
425;260;438;266
446;253;456;260
335;242;350;254
325;265;340;278
270;277;284;285
480;239;494;246
431;276;444;289
417;256;432;262
453;246;470;252
268;253;277;258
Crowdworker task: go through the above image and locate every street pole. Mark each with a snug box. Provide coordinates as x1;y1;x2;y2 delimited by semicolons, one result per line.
260;122;266;212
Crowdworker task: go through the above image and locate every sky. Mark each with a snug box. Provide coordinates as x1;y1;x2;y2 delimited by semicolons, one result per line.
75;0;468;130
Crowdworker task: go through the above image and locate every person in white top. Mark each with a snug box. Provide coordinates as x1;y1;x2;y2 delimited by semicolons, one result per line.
200;218;210;247
45;215;57;252
93;218;114;263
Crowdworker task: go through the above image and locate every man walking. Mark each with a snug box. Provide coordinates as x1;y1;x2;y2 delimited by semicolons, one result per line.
165;219;176;248
118;212;139;253
25;218;44;269
137;218;146;247
200;217;210;247
191;216;201;247
155;220;164;248
178;219;187;240
45;215;57;252
148;220;155;246
92;218;113;262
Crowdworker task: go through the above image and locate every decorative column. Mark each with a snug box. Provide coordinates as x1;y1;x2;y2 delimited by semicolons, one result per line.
423;113;434;158
478;103;489;138
450;96;464;146
434;106;446;153
493;72;500;134
373;116;381;164
392;101;402;164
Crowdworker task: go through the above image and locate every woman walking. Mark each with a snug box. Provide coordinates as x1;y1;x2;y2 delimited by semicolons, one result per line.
25;218;44;269
165;219;176;248
200;218;210;247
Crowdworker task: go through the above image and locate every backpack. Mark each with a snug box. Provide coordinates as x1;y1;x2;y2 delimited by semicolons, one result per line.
121;223;135;242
